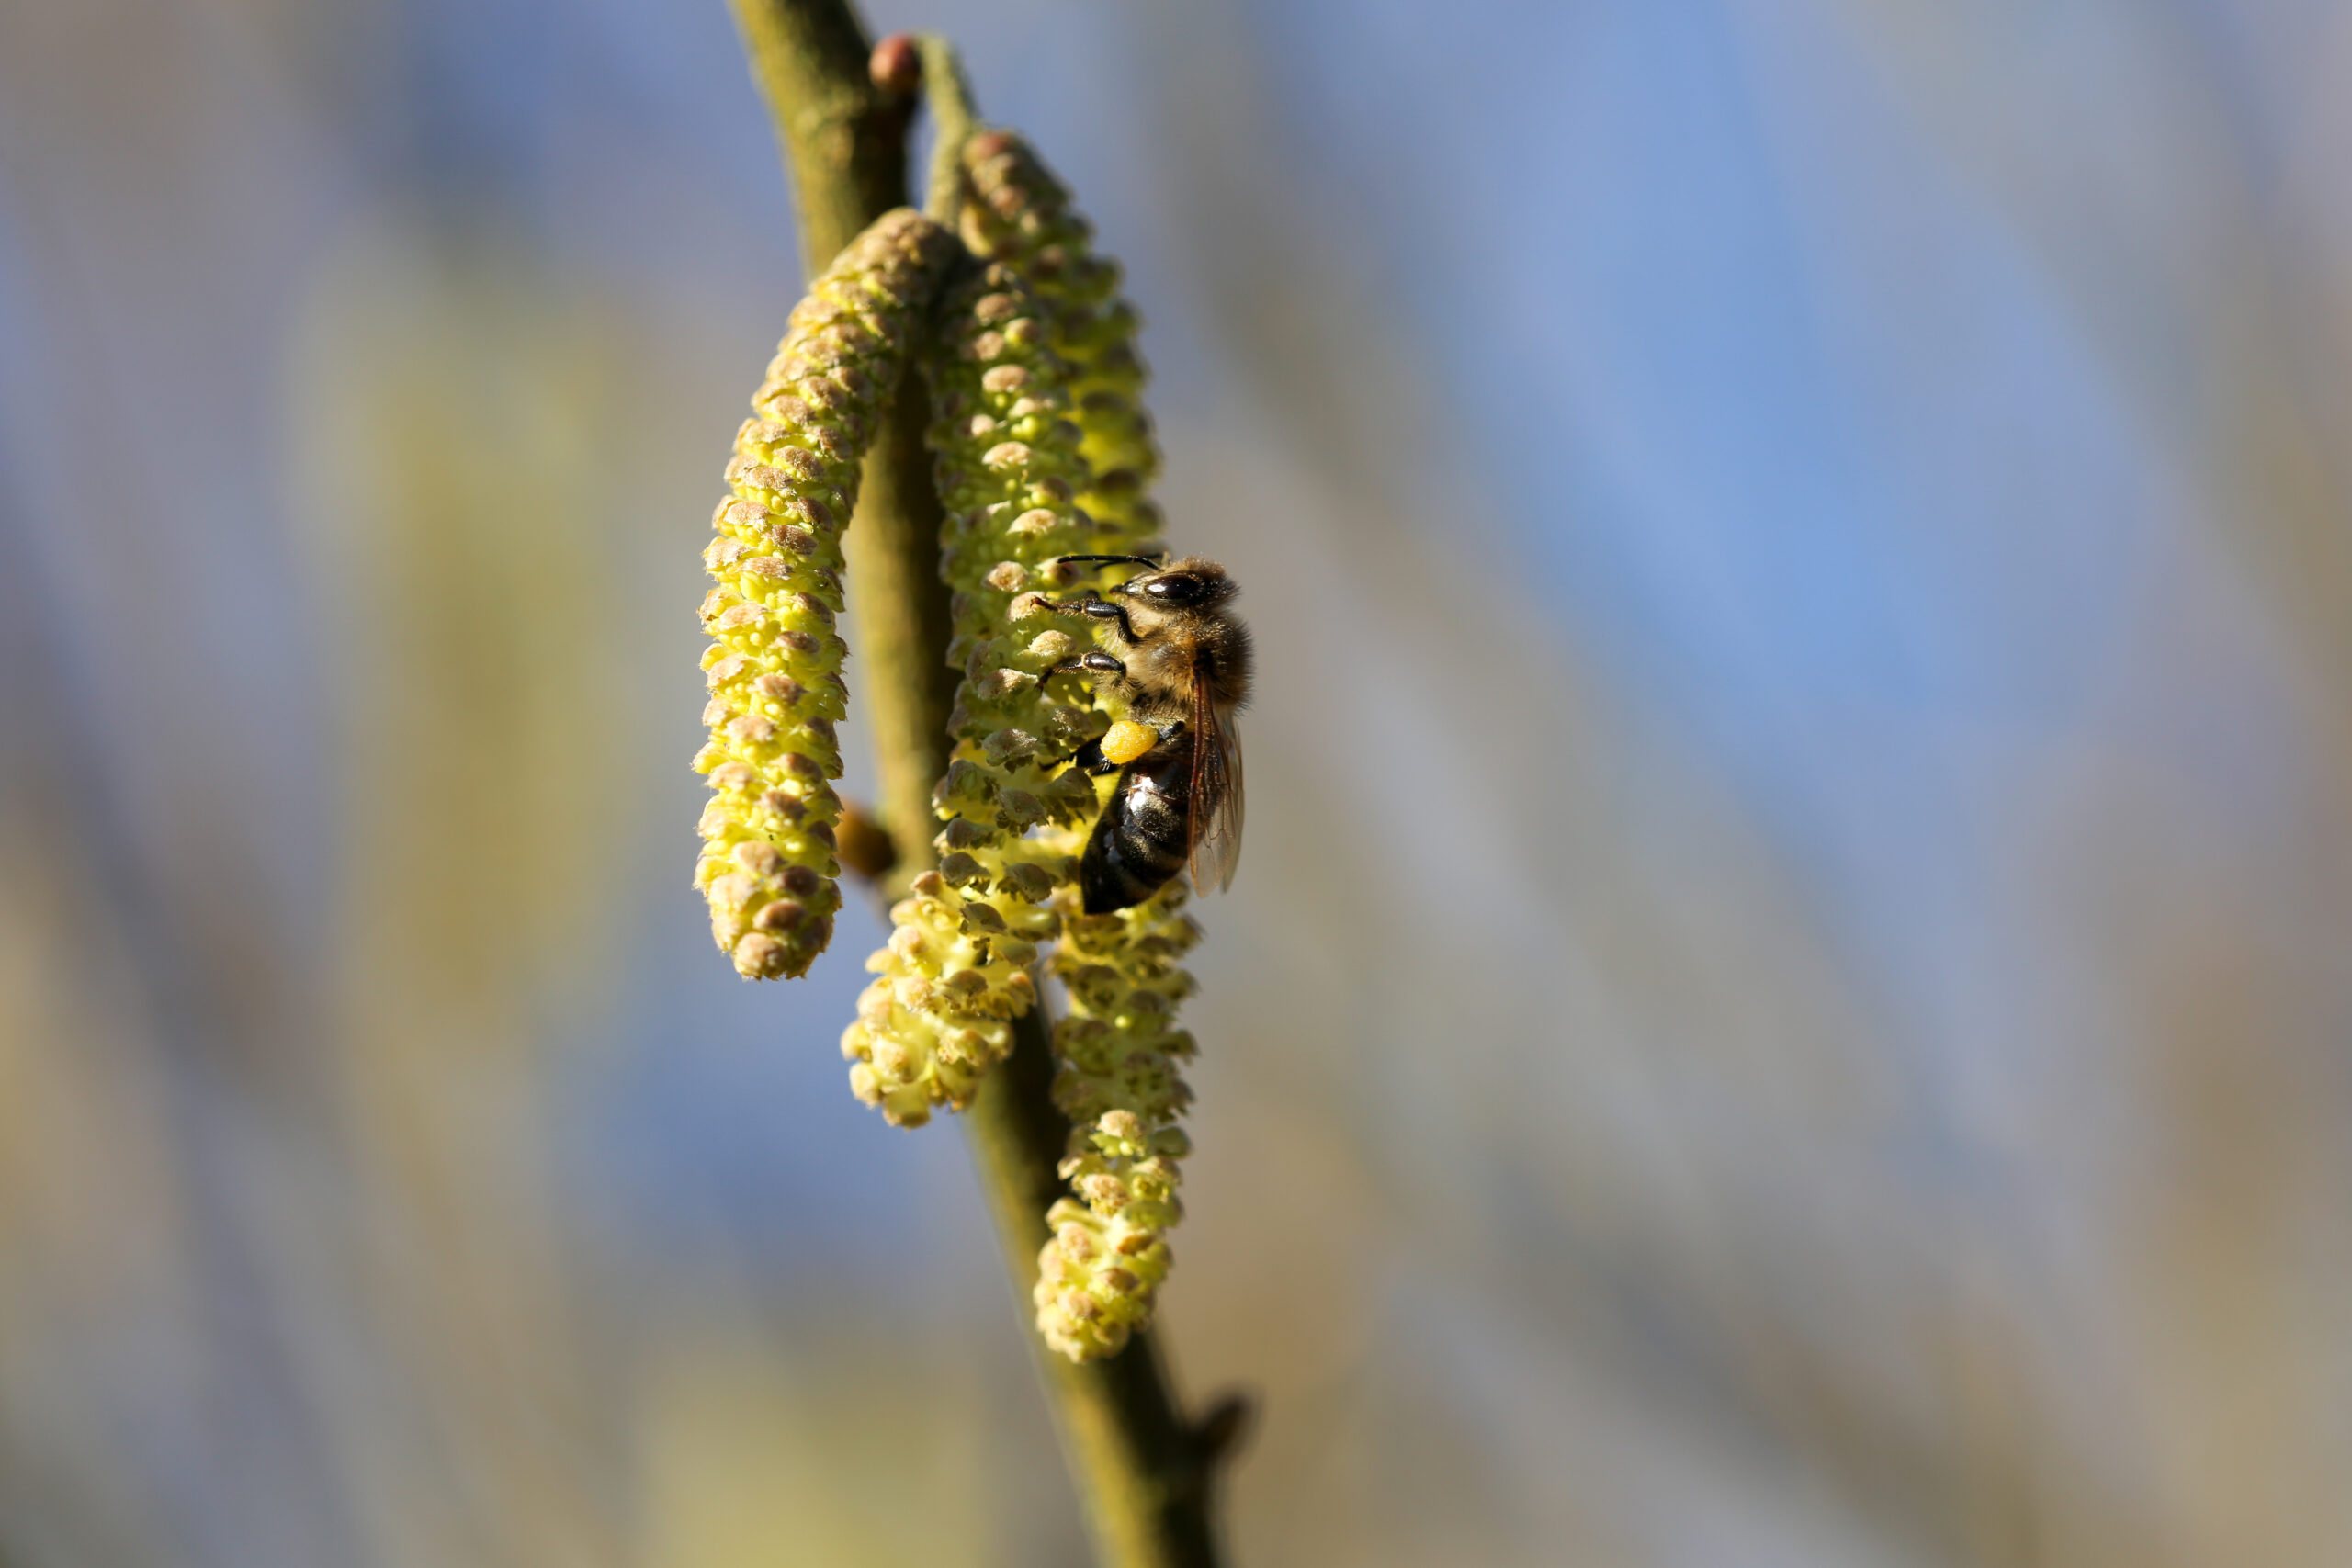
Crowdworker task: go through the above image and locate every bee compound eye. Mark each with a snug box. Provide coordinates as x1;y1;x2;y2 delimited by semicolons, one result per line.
1145;574;1202;603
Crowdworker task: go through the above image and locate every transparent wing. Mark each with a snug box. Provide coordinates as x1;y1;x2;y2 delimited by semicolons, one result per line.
1187;677;1245;896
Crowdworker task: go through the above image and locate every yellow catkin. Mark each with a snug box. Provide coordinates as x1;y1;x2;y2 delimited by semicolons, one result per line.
1034;887;1200;1359
842;259;1133;1126
959;130;1160;543
693;209;957;980
953;131;1208;1360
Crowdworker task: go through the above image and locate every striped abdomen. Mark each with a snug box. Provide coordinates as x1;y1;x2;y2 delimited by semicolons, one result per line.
1080;737;1193;914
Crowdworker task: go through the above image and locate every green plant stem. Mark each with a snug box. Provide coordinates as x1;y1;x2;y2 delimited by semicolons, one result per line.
967;1009;1226;1566
913;33;979;223
725;6;1232;1565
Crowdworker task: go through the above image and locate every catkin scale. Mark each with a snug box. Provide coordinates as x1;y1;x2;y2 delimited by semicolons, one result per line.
694;209;957;980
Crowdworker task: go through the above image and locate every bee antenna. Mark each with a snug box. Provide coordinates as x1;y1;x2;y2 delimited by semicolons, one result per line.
1048;553;1168;569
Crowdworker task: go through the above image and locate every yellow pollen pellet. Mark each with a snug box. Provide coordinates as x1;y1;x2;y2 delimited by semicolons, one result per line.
1100;720;1156;765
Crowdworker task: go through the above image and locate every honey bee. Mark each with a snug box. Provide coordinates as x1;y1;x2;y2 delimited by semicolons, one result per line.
1043;555;1251;914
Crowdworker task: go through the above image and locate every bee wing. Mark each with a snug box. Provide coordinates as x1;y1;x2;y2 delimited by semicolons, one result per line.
1187;675;1245;896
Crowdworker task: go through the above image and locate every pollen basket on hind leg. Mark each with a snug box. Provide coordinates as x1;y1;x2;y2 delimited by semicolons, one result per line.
1100;720;1157;764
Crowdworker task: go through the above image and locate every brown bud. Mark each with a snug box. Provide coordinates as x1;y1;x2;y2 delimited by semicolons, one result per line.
869;33;921;93
835;800;899;883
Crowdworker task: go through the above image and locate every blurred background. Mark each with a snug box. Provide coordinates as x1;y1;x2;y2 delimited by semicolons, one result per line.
6;0;2352;1563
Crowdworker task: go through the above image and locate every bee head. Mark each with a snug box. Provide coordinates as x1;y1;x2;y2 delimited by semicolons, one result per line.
1112;558;1235;609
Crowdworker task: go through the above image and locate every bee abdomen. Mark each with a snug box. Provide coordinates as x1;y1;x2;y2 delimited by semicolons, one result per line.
1080;751;1190;914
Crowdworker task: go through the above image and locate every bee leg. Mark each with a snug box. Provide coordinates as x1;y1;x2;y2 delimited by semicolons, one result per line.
1038;593;1139;644
1046;553;1169;570
1046;650;1126;680
1048;717;1178;776
1061;736;1122;777
1045;737;1121;778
